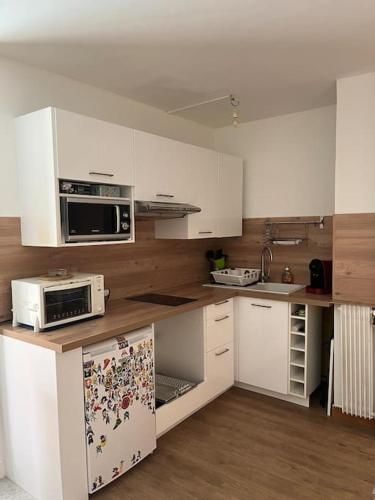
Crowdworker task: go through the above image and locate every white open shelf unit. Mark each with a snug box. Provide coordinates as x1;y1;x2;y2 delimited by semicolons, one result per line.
288;303;322;400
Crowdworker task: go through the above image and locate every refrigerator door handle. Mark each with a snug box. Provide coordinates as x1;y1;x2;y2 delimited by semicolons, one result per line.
84;327;153;357
83;342;118;357
124;333;150;344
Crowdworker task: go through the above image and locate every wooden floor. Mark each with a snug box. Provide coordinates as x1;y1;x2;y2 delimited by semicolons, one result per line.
93;388;375;500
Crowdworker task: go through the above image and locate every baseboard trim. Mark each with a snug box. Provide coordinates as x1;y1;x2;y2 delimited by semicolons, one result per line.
0;458;5;479
235;382;310;408
332;406;375;428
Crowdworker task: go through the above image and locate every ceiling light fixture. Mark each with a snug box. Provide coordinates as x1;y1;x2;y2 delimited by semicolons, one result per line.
167;94;240;127
230;95;240;127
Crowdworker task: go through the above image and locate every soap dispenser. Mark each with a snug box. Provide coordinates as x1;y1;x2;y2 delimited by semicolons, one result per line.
281;266;294;284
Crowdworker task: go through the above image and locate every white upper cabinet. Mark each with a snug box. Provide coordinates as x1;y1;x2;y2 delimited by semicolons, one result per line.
15;107;135;247
54;108;135;186
15;106;243;244
155;145;218;239
153;147;243;240
237;297;289;394
335;73;375;214
134;130;190;203
217;153;243;237
187;146;218;238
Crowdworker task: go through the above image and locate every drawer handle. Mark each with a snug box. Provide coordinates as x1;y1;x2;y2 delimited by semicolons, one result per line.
215;348;230;356
199;231;213;234
214;300;229;306
89;171;114;177
215;315;229;322
251;303;272;309
156;193;174;198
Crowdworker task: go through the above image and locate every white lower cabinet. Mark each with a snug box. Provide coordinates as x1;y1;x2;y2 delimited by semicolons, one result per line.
205;298;233;321
206;316;233;352
206;342;234;397
206;299;233;352
205;299;234;399
237;297;289;394
155;296;323;439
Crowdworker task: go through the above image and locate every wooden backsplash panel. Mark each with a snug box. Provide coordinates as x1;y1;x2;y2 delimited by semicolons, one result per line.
0;215;333;322
0;218;226;322
224;216;333;285
333;213;375;306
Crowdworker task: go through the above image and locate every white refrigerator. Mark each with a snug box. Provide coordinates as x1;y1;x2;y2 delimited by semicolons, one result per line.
83;325;156;493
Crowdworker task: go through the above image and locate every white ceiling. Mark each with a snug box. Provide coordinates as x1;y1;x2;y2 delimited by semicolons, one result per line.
1;0;375;127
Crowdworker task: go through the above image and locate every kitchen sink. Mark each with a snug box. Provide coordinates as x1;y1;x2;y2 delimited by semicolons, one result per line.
248;282;305;294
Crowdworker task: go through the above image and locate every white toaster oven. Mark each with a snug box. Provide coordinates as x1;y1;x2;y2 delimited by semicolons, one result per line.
11;273;105;332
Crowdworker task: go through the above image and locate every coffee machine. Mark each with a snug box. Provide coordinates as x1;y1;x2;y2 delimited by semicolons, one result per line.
306;259;332;294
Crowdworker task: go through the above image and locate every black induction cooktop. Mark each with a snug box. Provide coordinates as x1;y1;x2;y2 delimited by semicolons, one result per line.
128;293;197;307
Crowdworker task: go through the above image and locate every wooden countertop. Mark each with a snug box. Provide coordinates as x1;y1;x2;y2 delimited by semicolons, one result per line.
0;283;332;353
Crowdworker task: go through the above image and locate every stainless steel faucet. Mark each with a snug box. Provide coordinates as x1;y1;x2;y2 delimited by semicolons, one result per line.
260;246;273;283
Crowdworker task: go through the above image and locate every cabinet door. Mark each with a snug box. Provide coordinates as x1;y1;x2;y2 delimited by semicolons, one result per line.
187;146;218;238
237;297;288;394
134;130;190;202
54;108;135;185
216;153;243;237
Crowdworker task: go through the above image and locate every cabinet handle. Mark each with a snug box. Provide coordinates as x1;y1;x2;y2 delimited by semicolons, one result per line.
114;205;120;233
251;303;272;309
215;348;230;356
215;315;229;322
214;300;229;306
89;171;114;177
156;193;174;198
199;231;213;234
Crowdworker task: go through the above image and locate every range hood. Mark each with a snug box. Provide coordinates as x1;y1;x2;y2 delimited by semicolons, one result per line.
135;200;201;219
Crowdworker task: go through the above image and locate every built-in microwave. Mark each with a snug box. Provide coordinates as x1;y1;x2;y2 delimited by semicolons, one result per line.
60;196;132;243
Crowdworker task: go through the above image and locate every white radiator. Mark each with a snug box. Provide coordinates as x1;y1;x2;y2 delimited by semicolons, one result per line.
339;305;374;419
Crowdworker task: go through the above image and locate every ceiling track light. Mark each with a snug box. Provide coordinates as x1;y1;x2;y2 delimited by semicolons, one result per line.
167;94;240;127
230;94;240;127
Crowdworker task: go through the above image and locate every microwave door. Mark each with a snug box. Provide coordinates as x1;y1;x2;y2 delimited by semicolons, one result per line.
61;198;126;242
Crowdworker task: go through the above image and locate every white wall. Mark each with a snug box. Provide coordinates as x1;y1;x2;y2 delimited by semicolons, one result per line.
214;106;336;218
0;56;214;217
335;72;375;214
0;410;4;479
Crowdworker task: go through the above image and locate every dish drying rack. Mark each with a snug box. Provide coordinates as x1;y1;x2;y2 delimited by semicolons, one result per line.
264;217;324;246
211;268;261;287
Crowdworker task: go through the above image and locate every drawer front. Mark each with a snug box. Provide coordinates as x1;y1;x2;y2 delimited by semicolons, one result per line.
206;298;233;320
206;342;234;398
206;313;234;352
